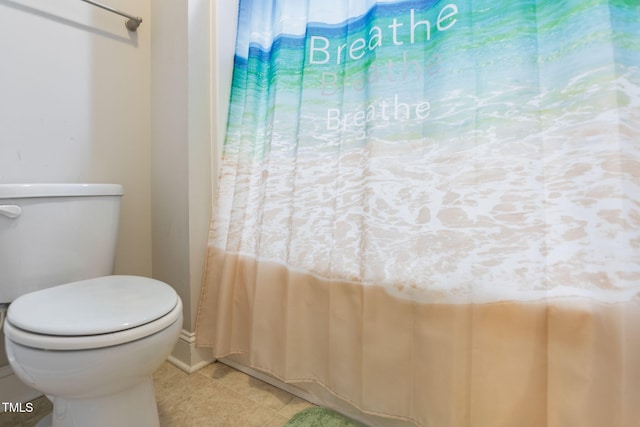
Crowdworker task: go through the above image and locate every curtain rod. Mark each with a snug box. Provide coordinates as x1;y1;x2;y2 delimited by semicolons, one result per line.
80;0;143;31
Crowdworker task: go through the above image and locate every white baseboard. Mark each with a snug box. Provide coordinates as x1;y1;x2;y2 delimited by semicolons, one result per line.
167;329;214;374
0;365;42;411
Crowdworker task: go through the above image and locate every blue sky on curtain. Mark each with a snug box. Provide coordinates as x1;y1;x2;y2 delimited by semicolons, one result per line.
197;1;640;425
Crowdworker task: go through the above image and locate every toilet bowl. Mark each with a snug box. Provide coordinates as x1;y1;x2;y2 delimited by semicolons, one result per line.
0;183;183;426
4;275;182;427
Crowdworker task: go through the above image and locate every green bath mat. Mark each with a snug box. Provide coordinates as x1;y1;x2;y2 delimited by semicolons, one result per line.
284;407;366;427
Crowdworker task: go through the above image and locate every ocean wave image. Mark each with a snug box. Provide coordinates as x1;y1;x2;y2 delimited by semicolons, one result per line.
213;0;640;303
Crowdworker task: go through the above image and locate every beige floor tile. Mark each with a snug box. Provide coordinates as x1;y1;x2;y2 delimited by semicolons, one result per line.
157;368;278;427
0;361;313;427
199;362;296;412
154;360;191;389
261;413;289;427
278;396;316;419
198;360;235;380
233;376;296;412
0;395;51;427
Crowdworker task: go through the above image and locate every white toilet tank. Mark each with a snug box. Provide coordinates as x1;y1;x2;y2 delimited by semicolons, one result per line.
0;184;123;304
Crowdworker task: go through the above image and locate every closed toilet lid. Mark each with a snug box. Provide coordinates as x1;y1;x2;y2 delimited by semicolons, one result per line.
7;275;178;336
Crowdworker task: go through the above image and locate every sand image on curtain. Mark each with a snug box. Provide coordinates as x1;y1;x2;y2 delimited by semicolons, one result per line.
196;1;640;425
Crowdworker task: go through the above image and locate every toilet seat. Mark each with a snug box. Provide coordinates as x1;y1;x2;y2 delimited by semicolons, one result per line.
4;275;182;351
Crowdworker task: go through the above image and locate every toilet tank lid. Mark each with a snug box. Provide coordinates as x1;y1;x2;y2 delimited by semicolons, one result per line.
0;183;123;199
7;276;178;336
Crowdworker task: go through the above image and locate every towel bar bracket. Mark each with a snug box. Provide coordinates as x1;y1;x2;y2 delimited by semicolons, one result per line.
80;0;143;31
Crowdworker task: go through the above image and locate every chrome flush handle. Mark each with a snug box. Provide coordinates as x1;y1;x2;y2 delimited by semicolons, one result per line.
0;205;22;219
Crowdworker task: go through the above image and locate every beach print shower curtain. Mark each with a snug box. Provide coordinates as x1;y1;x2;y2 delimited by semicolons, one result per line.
196;0;640;425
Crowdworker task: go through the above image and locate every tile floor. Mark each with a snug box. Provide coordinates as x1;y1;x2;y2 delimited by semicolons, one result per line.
0;361;315;427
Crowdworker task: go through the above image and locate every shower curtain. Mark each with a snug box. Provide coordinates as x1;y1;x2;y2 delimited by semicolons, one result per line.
196;0;640;425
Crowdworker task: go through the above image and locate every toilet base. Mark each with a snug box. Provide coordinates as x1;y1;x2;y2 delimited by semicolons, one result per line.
36;377;159;427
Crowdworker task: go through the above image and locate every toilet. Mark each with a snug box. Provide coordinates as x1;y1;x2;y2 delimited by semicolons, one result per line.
0;184;183;427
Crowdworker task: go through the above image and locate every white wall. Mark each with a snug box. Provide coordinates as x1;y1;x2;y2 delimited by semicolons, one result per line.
150;0;238;371
0;0;152;276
